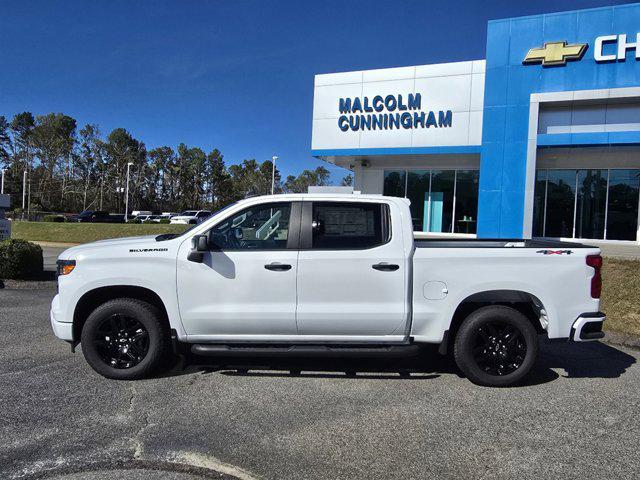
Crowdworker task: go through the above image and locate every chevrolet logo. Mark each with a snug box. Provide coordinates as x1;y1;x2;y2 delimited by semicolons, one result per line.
523;41;588;66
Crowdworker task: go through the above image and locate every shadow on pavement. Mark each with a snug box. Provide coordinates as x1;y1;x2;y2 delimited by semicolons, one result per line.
155;339;636;387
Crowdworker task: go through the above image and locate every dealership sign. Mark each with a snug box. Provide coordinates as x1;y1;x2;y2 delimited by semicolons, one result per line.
337;93;453;132
524;33;640;66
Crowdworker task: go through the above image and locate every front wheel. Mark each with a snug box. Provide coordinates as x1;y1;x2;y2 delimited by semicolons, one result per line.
80;298;169;380
454;305;538;387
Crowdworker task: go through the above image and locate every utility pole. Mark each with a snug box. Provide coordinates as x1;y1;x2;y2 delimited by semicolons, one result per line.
271;155;278;195
99;174;104;211
124;162;133;222
1;169;5;194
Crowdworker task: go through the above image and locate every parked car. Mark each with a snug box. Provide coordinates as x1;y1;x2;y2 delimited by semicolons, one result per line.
169;210;212;225
131;210;153;217
51;194;605;387
74;210;124;223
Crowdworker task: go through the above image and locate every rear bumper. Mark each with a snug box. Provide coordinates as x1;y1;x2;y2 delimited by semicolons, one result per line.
571;312;606;341
50;294;73;341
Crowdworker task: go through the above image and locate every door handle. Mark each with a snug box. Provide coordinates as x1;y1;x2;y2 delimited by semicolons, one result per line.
264;262;292;271
372;262;400;272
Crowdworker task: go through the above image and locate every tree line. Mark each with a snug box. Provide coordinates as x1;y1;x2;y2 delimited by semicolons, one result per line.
0;112;352;216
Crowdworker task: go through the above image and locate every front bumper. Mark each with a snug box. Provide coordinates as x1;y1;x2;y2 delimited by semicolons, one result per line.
50;294;73;341
571;312;606;342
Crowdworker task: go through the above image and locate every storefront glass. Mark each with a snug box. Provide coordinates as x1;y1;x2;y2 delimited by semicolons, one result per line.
607;170;640;241
383;170;405;198
406;171;430;231
575;169;607;240
383;169;479;234
533;168;640;241
544;170;576;238
453;170;479;234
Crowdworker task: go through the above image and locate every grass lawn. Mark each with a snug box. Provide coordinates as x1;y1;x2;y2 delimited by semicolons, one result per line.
601;257;640;337
11;221;189;244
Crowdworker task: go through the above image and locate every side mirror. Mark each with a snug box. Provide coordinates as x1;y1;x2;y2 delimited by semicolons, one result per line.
187;234;209;263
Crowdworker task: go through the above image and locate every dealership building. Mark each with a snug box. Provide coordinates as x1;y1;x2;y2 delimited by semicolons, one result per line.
311;3;640;243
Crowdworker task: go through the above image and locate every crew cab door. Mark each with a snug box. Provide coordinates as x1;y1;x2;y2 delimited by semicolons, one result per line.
295;200;409;337
176;201;301;339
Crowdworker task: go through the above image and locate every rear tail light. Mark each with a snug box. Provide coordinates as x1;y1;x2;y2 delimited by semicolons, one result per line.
586;254;603;299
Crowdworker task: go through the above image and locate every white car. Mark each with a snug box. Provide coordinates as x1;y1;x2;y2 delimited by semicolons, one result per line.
51;194;605;387
169;210;212;225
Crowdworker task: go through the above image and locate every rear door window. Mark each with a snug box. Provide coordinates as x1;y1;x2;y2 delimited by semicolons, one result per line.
311;202;389;249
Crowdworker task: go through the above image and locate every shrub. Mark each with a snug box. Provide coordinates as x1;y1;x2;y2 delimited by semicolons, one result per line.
158;218;171;224
43;214;65;223
0;239;44;279
129;218;142;224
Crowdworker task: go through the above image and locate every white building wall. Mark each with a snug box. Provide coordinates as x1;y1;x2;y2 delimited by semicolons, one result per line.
312;60;485;152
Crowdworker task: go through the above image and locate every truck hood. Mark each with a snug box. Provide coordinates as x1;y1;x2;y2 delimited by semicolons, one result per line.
58;235;161;260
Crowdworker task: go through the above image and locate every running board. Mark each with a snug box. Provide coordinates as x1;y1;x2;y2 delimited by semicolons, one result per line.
191;344;421;358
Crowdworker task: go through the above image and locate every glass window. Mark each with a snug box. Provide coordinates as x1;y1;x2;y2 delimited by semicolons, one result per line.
406;171;431;231
383;170;406;198
575;170;607;239
428;170;455;233
209;202;291;250
532;170;547;237
607;169;640;241
312;202;387;249
454;170;479;234
545;170;576;238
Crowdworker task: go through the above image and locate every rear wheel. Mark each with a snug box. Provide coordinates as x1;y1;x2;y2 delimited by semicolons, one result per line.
454;305;538;387
80;298;169;380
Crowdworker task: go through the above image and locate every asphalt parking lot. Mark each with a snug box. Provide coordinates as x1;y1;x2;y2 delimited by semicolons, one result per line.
1;284;640;480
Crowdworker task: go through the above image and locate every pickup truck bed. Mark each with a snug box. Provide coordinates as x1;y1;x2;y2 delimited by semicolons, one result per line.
415;238;592;248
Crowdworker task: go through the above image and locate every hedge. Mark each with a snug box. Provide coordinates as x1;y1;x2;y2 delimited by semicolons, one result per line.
43;214;66;223
0;239;44;279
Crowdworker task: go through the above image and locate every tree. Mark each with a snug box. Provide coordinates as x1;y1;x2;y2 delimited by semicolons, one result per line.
284;166;331;193
76;124;104;210
227;159;281;200
205;149;232;209
104;128;145;213
0;116;11;166
30;113;77;210
341;174;353;187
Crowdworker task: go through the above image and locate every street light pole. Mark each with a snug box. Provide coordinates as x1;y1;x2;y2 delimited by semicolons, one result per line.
1;169;5;194
124;162;133;222
22;170;27;220
271;155;278;195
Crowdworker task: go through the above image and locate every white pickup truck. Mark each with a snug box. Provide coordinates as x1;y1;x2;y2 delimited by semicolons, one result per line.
51;194;605;387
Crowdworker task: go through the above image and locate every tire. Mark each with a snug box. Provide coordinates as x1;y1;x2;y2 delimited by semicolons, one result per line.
453;305;538;387
80;298;169;380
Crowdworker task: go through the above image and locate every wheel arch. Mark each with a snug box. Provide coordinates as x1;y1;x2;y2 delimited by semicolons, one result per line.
73;285;170;342
443;289;548;354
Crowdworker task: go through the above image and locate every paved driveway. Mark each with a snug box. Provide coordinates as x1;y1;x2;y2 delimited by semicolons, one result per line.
1;285;639;480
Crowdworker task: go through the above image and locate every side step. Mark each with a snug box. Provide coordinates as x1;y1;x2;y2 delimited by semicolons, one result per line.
191;344;421;358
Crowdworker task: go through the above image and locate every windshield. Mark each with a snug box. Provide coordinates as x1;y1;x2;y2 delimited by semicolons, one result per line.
156;202;239;241
180;211;198;216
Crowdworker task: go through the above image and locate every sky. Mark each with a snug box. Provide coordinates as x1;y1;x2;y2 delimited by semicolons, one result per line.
0;0;634;182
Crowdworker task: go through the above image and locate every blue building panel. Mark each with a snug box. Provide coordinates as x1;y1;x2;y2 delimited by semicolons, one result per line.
477;2;640;238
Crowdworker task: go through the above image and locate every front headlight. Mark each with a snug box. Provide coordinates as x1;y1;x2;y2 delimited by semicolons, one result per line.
56;259;76;277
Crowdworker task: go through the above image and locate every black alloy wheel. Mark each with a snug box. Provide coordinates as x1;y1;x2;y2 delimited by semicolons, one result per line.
94;314;150;369
454;305;539;387
471;320;527;376
81;298;169;380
